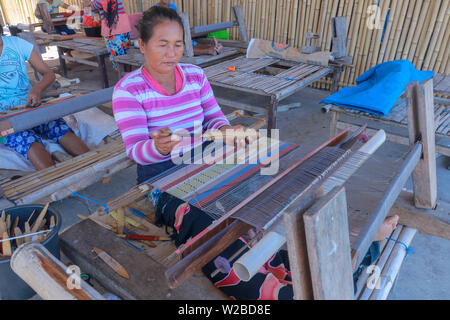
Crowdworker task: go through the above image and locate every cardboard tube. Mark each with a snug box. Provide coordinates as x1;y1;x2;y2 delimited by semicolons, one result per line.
233;231;286;281
358;130;386;155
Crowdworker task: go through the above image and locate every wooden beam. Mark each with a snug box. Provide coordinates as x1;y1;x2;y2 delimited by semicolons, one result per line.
1;88;113;137
180;12;194;57
331;17;347;59
60;55;99;68
232;5;249;43
37;3;56;34
390;191;450;241
191;21;235;38
352;143;422;270
406;79;438;209
303;186;354;300
283;192;317;300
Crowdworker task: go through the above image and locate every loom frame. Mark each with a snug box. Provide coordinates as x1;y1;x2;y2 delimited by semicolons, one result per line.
283;79;447;300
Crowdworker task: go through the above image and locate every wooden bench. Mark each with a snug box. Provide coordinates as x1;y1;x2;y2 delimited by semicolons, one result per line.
112;5;248;78
53;38;110;88
327;73;450;158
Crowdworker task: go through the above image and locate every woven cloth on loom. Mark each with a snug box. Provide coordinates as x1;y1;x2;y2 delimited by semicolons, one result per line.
146;139;302;222
320;60;434;116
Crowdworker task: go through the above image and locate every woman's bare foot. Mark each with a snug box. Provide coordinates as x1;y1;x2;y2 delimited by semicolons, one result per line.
375;215;399;241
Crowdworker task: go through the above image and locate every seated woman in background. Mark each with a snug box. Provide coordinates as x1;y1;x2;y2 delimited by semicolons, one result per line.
34;0;77;35
155;0;224;56
0;25;89;170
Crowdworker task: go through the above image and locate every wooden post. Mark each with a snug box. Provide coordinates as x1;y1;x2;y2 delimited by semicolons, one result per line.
283;193;317;300
331;17;347;92
233;5;249;43
180;13;194;57
303;186;354;300
37;3;56;34
267;96;278;135
97;55;110;88
406;79;437;209
10;242;105;300
331;17;347;59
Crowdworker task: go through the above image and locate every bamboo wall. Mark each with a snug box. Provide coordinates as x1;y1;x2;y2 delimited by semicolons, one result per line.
1;0;449;90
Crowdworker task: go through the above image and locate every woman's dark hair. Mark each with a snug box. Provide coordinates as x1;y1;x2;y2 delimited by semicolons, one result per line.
104;0;119;34
138;6;184;43
0;25;3;36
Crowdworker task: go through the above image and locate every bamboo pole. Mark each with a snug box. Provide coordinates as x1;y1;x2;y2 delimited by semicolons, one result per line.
401;0;424;60
369;227;417;300
377;0;398;64
367;0;389;73
408;0;432;63
288;0;299;45
422;0;448;70
433;15;450;72
395;0;415;60
414;0;441;69
358;225;403;300
295;0;307;47
388;0;409;61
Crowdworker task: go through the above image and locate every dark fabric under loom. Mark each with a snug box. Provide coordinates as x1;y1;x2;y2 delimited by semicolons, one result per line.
138;145;380;299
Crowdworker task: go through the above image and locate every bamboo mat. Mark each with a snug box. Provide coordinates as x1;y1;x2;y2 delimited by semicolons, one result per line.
331;99;450;136
0;139;127;202
204;56;328;95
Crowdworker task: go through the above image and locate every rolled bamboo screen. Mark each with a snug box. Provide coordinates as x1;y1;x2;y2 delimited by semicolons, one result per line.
2;0;448;90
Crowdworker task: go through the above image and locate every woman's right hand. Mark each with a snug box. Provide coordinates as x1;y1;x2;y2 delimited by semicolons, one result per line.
151;127;181;156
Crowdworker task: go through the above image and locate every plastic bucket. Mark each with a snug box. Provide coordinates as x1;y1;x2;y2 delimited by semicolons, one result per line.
0;205;61;300
84;26;102;37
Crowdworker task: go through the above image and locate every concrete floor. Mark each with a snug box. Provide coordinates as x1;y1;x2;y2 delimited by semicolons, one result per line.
39;47;449;300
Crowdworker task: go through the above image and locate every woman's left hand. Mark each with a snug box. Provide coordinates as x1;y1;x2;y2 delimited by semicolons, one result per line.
217;125;258;148
25;87;42;108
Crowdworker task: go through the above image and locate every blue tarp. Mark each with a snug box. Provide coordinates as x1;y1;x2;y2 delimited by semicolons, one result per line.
321;60;434;116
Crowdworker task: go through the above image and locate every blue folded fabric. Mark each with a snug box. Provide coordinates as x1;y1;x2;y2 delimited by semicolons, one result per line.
320;60;434;116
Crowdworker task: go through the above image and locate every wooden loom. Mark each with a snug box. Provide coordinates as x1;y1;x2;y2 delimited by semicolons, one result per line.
13;79;442;300
0;88;133;210
81;125;382;294
71;79;450;301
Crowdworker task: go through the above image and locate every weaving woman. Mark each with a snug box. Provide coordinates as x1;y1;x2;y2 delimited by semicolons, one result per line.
112;7;399;300
86;0;131;70
0;26;89;170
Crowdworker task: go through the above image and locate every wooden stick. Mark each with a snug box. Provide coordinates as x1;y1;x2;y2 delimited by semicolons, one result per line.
2;231;12;256
31;203;49;233
92;247;130;279
14;227;23;248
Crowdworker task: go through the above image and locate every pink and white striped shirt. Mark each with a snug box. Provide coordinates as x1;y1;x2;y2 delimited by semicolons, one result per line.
112;64;230;165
